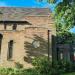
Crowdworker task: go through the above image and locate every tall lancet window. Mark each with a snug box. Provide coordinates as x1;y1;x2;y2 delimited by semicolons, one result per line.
13;24;17;30
0;34;3;60
4;23;7;30
7;40;13;60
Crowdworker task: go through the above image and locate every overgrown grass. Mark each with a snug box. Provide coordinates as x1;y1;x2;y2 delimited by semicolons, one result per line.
0;67;74;75
0;68;40;75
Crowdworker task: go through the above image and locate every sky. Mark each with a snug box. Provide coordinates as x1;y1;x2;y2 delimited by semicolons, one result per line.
0;0;75;33
0;0;62;11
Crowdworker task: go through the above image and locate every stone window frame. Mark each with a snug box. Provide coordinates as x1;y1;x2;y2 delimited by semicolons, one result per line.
4;23;7;30
7;40;14;60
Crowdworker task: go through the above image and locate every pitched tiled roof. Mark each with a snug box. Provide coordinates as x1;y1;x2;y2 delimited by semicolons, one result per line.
0;7;51;21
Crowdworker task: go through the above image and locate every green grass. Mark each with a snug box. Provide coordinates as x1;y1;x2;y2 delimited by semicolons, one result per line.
64;72;75;75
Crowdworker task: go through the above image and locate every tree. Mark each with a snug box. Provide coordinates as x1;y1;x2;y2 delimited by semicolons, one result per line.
37;0;56;3
55;0;75;44
37;0;75;44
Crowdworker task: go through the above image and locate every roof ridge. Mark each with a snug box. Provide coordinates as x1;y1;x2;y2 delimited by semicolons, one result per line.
0;7;50;9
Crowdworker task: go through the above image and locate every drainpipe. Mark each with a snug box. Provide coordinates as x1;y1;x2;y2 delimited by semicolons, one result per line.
48;30;50;61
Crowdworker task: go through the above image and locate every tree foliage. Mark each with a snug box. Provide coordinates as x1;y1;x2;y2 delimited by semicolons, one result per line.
37;0;56;3
55;2;75;33
37;0;75;44
55;0;75;43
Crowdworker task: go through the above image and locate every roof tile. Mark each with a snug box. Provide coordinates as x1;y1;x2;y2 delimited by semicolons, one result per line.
0;7;51;21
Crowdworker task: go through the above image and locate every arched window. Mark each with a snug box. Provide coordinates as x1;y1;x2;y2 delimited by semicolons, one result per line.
0;34;3;59
7;40;13;60
13;24;17;30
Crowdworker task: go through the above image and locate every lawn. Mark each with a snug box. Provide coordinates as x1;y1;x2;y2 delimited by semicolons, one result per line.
64;72;75;75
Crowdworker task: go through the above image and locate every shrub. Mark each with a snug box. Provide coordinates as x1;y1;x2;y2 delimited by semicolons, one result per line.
52;60;75;74
32;56;52;75
32;57;67;75
0;59;74;75
51;61;66;75
72;63;75;71
64;61;73;72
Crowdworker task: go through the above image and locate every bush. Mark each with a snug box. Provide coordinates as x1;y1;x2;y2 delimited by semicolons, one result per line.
64;61;73;72
52;60;75;74
32;56;52;75
32;57;68;75
0;58;74;75
51;61;66;75
72;63;75;71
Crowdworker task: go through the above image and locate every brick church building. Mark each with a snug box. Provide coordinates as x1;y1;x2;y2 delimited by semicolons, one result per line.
0;7;56;68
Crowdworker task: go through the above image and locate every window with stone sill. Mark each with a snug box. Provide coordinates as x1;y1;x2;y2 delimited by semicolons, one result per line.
7;40;13;60
4;23;7;30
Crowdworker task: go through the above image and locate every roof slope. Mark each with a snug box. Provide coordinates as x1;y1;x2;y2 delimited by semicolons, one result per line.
0;7;51;21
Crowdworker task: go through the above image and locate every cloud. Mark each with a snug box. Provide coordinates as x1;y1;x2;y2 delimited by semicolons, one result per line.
0;2;7;7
